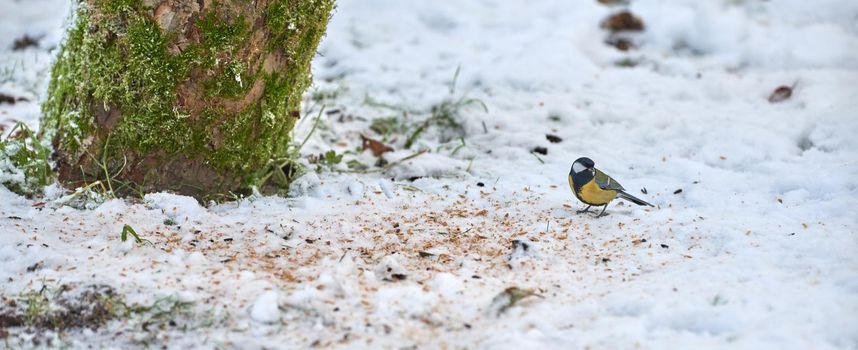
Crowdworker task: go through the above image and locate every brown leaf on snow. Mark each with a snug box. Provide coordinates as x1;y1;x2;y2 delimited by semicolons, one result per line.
605;36;636;51
601;11;645;32
768;85;793;103
0;93;28;105
361;135;394;157
597;0;629;5
12;35;41;51
9;128;31;140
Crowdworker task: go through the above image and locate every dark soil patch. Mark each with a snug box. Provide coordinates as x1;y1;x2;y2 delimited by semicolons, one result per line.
12;35;41;51
0;284;122;334
545;134;563;143
0;93;29;105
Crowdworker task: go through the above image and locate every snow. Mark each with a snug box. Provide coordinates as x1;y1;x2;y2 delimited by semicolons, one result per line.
1;0;858;348
250;290;281;324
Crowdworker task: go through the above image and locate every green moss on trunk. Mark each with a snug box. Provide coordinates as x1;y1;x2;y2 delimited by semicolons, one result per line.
40;0;334;199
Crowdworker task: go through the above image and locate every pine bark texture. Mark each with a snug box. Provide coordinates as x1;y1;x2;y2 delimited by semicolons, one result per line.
40;0;334;199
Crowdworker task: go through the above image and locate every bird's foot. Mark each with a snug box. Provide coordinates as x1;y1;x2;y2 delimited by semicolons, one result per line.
576;209;589;214
593;205;610;218
593;212;610;218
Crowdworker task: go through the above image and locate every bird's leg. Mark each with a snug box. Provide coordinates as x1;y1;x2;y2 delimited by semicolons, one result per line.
576;205;591;214
595;204;610;218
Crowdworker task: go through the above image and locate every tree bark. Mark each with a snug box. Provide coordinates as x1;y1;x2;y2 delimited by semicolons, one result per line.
40;0;334;200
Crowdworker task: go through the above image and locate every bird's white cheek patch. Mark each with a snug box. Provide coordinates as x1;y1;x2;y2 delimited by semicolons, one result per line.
572;162;587;174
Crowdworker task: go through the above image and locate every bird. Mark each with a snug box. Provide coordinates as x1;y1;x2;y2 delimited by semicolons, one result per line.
568;157;653;217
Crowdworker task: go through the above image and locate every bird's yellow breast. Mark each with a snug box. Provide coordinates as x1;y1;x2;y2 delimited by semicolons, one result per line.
569;175;617;206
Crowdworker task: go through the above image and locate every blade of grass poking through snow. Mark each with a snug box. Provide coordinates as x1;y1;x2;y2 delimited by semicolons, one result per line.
75;133;133;200
259;106;326;187
0;60;23;84
402;67;490;150
120;224;147;244
53;180;104;205
449;65;461;94
97;138;128;197
364;94;414;113
0;122;54;196
381;150;428;170
451;137;466;155
459;97;488;113
101;134;115;195
339;149;428;174
398;184;421;192
489;287;542;316
298;105;325;152
404;123;427;150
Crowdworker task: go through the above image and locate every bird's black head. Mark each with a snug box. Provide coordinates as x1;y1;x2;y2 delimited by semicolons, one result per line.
570;157;595;175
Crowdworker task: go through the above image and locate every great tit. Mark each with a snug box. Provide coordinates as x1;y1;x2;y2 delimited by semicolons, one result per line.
568;157;653;217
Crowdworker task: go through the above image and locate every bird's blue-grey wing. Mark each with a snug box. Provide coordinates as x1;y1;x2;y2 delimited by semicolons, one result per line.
594;168;625;191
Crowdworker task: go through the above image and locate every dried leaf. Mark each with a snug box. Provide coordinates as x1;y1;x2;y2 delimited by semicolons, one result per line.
601;11;645;32
12;35;41;51
9;128;31;140
0;93;24;105
605;36;635;51
26;261;43;272
768;85;793;103
361;135;393;157
531;146;548;155
597;0;629;5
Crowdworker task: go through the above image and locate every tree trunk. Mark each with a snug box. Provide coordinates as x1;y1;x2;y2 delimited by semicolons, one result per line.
40;0;333;200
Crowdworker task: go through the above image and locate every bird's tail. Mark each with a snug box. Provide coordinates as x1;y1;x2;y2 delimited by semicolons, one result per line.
617;190;654;207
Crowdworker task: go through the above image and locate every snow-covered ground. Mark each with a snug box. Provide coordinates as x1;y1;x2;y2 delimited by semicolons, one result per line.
2;0;857;348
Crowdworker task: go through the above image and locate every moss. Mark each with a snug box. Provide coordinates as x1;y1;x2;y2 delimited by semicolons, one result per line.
197;11;248;53
203;60;249;98
266;0;333;55
95;0;139;16
197;6;255;99
40;0;334;197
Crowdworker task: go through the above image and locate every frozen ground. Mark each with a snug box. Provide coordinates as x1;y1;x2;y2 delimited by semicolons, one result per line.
1;0;857;348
